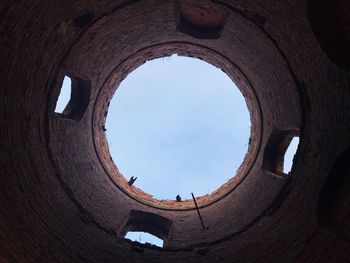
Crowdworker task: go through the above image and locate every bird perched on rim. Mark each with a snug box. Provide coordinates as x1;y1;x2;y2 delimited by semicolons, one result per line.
176;195;182;202
128;176;137;186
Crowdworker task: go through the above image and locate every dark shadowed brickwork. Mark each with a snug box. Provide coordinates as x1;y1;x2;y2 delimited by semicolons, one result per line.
0;0;349;262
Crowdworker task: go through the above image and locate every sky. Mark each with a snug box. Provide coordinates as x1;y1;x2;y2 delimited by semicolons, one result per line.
55;54;299;246
55;76;71;113
284;137;299;173
125;231;164;247
106;54;251;201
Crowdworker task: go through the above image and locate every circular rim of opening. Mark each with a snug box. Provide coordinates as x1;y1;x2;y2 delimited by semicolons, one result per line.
92;42;262;211
106;55;251;200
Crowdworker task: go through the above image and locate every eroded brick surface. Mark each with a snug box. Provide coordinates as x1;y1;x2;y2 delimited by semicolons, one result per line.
0;0;349;262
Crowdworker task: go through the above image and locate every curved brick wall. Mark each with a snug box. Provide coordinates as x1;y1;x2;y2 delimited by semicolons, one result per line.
0;0;349;262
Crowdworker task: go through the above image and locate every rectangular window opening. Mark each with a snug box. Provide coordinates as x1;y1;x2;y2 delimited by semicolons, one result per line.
121;210;172;248
53;74;91;121
263;129;299;178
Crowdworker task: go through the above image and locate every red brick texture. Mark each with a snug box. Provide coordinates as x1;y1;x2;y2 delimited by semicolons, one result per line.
0;0;349;262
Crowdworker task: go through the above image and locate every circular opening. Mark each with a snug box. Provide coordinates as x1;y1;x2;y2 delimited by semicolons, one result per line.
105;54;251;200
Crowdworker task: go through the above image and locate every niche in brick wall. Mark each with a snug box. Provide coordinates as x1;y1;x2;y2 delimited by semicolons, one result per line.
54;75;91;121
120;210;172;248
263;129;299;178
175;0;228;39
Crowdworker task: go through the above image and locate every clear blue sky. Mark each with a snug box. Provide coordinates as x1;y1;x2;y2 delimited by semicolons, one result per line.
55;77;71;113
125;231;164;247
284;137;299;173
106;55;251;200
